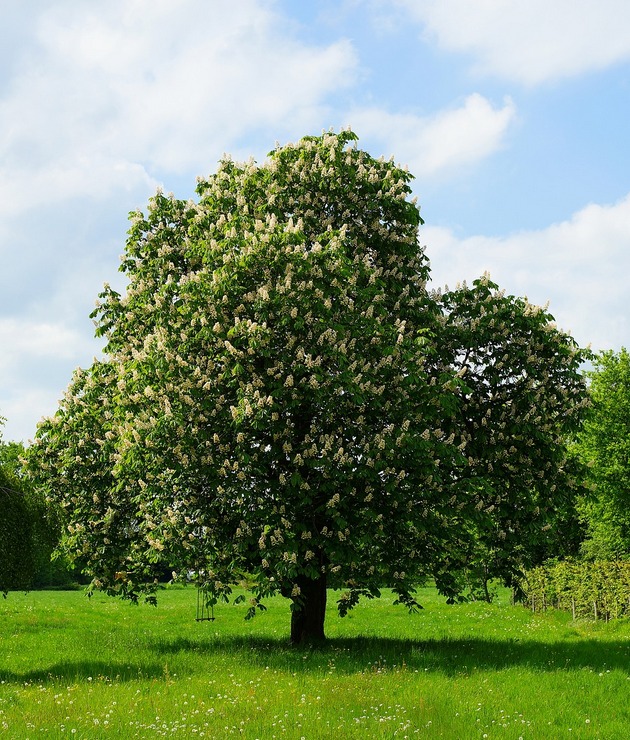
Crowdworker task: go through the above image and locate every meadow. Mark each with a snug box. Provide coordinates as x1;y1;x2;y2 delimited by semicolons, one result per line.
1;585;629;739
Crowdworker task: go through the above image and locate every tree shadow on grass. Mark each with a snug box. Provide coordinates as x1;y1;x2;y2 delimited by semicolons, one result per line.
150;634;630;677
3;636;628;685
0;660;165;684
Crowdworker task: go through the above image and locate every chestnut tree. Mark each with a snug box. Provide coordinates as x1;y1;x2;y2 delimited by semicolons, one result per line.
28;132;589;642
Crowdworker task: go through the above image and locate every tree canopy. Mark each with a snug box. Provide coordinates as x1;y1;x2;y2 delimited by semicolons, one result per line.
28;131;589;642
575;348;630;559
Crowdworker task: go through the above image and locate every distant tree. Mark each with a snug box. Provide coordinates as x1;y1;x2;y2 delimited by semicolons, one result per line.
0;417;35;594
0;423;64;593
0;439;26;478
0;474;34;594
575;348;630;559
27;132;589;642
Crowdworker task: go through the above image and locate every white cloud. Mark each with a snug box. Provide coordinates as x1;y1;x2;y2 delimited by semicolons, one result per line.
35;0;357;171
0;388;64;445
349;93;516;177
0;317;96;442
395;0;630;84
0;0;358;217
0;318;91;370
425;193;630;351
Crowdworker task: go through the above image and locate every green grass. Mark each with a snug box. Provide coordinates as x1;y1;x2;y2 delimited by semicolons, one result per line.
1;586;629;738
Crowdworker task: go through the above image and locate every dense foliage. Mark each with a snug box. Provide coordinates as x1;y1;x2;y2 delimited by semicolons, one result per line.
0;422;63;593
574;348;630;559
0;466;33;594
28;131;589;642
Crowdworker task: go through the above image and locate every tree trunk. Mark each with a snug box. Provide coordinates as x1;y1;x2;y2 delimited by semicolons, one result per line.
290;572;327;644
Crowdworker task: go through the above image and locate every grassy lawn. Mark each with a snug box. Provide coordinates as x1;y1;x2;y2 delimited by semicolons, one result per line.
1;586;629;738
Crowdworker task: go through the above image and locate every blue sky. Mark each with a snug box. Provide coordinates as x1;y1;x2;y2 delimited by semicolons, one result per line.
1;0;629;442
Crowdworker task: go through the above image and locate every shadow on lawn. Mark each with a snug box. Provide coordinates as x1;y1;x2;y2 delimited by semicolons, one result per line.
2;636;628;684
0;660;165;684
151;634;630;676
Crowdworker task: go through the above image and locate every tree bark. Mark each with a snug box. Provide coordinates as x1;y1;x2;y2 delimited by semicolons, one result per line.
290;572;327;644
